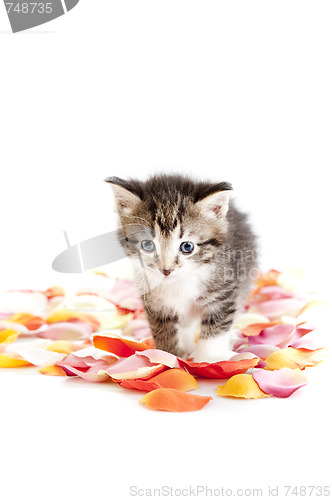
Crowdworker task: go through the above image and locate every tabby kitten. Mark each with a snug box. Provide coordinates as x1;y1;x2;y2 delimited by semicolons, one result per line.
106;174;258;362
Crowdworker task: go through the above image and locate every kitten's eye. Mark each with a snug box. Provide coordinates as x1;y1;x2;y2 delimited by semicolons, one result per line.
179;241;194;254
141;240;155;252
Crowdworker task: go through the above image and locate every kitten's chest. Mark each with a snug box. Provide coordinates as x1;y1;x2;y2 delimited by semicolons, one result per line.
153;271;205;319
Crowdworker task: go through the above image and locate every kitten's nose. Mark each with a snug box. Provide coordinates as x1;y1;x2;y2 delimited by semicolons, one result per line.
161;268;173;277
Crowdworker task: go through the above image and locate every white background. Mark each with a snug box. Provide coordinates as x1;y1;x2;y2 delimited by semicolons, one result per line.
0;2;331;500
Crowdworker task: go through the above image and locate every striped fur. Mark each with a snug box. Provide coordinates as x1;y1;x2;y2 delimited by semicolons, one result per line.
106;174;258;362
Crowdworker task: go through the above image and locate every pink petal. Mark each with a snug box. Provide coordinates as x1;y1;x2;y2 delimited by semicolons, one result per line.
122;319;151;340
237;344;279;359
257;286;295;300
60;347;117;369
104;353;165;380
248;323;295;347
230;352;267;368
290;323;316;344
38;321;92;340
254;298;306;319
0;313;11;320
111;279;143;311
289;330;325;350
136;349;180;368
61;361;110;382
253;367;308;398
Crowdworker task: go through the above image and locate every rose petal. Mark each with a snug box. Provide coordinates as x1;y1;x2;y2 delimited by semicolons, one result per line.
229;352;267;368
251;298;306;319
60;347;118;369
103;353;166;380
139;388;212;412
241;322;279;337
38;365;67;376
93;333;151;357
0;353;31;367
256;286;295;300
8;313;44;331
264;347;328;370
136;349;180;368
122;318;151;340
254;269;281;289
248;323;295;347
237;344;279;360
0;321;29;335
119;368;198;392
38;321;92;340
5;346;66;368
46;310;100;331
178;357;258;379
0;329;20;344
46;341;78;355
111;279;143;312
217;374;268;399
62;361;111;382
297;299;327;317
289;330;324;350
235;313;271;330
253;368;308;398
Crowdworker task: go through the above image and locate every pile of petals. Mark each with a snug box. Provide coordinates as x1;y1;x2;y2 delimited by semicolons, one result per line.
0;269;328;411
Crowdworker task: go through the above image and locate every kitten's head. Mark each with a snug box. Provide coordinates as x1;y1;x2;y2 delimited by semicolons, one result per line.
106;174;232;285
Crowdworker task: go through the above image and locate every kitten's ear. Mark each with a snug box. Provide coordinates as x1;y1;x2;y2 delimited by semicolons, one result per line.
196;185;232;218
105;176;141;216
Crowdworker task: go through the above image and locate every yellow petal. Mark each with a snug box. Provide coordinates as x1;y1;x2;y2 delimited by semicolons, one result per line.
264;347;328;370
217;374;269;399
46;341;76;355
0;353;31;368
0;329;20;344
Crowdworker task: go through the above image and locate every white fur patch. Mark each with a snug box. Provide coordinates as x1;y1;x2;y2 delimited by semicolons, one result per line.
190;332;238;362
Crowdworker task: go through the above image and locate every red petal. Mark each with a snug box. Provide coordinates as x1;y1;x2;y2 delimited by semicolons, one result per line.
178;357;258;378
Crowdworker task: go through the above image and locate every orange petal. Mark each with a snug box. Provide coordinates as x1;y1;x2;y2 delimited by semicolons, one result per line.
264;347;328;370
9;313;44;331
241;322;279;337
0;329;20;344
93;333;151;357
253;269;281;291
217;374;269;399
120;368;198;392
141;337;155;349
46;310;100;331
38;365;67;376
0;353;31;368
139;388;212;412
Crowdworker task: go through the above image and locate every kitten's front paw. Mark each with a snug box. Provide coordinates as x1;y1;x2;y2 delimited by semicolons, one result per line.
191;348;237;363
190;334;237;362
